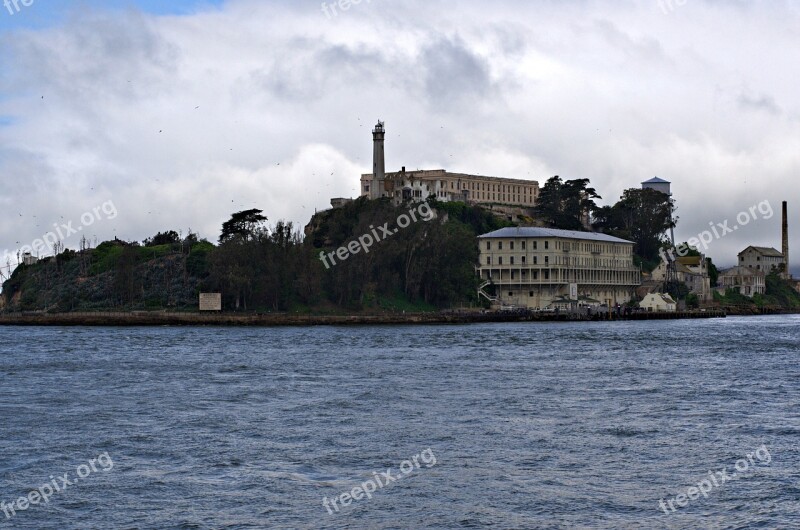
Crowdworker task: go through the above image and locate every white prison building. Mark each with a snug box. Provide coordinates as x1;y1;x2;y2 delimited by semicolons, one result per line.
477;227;641;309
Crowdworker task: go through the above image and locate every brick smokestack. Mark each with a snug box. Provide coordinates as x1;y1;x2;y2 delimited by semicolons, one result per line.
783;201;790;279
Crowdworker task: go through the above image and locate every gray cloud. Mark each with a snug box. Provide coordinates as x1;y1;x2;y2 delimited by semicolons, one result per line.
738;92;781;116
420;36;494;109
0;0;798;273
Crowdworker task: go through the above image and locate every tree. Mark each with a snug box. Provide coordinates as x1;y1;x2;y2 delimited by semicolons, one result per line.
219;209;268;244
593;188;674;264
534;176;601;230
144;230;181;247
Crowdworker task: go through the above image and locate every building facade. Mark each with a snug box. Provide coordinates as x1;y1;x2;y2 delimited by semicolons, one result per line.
718;266;766;297
640;293;677;312
476;227;641;309
738;246;785;274
651;255;712;301
362;169;539;208
360;122;539;208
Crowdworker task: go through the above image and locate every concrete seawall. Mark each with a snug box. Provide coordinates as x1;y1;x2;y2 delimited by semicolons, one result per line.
0;310;727;327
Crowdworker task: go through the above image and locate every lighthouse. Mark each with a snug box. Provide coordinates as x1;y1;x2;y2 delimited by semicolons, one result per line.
371;121;386;200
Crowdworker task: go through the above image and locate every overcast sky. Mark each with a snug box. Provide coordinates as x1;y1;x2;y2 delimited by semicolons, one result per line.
1;0;799;272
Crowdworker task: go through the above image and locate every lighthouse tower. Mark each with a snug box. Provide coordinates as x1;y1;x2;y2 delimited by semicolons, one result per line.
371;121;386;200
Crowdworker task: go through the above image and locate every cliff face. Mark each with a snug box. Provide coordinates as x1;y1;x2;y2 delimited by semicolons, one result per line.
1;243;207;312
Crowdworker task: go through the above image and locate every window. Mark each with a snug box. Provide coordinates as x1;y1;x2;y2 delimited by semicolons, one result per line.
522;256;526;264
529;291;534;297
545;241;549;250
522;241;526;250
498;242;503;250
510;241;515;250
499;257;503;265
486;241;491;250
545;256;549;264
487;256;491;265
509;292;513;297
533;256;538;265
510;257;515;265
533;241;538;250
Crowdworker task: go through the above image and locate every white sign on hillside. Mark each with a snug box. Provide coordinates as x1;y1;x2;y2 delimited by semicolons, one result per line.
199;293;222;311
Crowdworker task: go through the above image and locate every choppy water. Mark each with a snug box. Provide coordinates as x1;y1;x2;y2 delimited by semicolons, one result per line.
0;316;798;529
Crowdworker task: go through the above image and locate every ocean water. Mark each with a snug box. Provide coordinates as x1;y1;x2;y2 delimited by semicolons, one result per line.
0;316;798;529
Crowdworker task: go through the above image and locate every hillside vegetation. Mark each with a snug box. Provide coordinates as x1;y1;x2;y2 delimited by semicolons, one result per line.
2;198;510;313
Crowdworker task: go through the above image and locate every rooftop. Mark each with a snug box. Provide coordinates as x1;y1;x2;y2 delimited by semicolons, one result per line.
720;265;766;277
677;256;703;266
478;227;634;244
740;246;783;257
642;177;670;184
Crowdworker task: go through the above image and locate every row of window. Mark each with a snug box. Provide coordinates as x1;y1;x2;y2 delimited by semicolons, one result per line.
485;256;632;268
447;181;537;195
485;240;631;255
488;271;551;280
486;270;638;283
429;191;534;204
395;180;538;197
741;256;782;262
488;240;549;251
503;290;625;298
487;256;548;265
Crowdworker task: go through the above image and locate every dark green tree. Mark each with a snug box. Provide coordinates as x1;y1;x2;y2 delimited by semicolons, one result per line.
219;209;268;244
144;230;181;247
534;176;601;230
593;188;674;264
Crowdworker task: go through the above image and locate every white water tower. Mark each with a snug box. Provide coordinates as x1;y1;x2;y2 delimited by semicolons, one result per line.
642;176;671;196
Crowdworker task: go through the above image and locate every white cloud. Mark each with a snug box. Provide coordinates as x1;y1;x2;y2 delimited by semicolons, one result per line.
0;0;798;271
